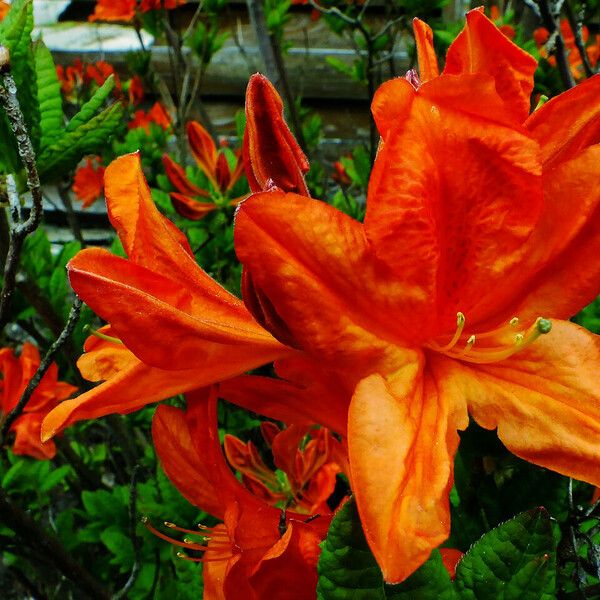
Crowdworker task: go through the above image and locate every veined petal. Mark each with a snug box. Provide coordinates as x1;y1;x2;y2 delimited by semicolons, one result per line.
243;74;309;195
525;74;600;167
218;375;347;434
413;18;439;83
247;521;322;600
68;248;285;369
435;320;600;486
162;154;209;197
170;193;217;221
235;191;423;363
152;391;235;516
103;153;233;302
366;82;542;332
443;9;537;123
348;366;468;583
187;121;218;180
41;342;281;440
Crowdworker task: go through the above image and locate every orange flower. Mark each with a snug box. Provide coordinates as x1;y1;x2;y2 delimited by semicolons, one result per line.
233;10;600;582
43;9;600;585
162;120;245;220
224;419;345;514
73;157;106;208
85;61;122;94
1;344;76;460
41;153;289;441
57;59;84;98
488;5;516;39
89;0;136;22
150;387;330;600
128;102;171;132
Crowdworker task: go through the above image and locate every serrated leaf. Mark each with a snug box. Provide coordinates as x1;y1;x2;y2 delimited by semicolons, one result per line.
34;39;63;150
38;101;124;181
317;496;386;600
454;508;556;600
66;75;115;133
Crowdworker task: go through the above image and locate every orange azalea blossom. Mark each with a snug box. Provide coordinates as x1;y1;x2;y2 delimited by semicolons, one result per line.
43;8;600;584
128;102;171;132
57;59;85;99
128;75;144;106
85;61;122;95
89;0;136;21
41;153;289;441
150;387;331;600
1;344;76;460
234;9;600;582
89;0;184;21
162;120;245;220
73;157;106;208
224;421;346;514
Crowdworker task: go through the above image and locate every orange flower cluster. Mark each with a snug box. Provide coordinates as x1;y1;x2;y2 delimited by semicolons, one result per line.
149;387;336;598
162;121;245;220
1;344;76;460
43;7;600;588
89;0;185;22
128;102;171;132
534;19;600;81
73;157;106;208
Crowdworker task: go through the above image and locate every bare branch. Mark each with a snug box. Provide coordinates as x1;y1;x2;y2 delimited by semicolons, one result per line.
0;51;45;330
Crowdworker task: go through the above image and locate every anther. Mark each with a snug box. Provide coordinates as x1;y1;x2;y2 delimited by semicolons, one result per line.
140;516;148;524
464;335;475;351
164;521;176;528
509;317;519;327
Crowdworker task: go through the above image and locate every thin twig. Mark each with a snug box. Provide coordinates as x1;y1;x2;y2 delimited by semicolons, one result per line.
563;0;594;78
537;0;576;89
0;53;44;330
0;298;82;447
112;465;143;600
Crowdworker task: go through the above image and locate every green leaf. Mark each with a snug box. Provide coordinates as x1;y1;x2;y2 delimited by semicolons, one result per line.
317;496;386;600
0;0;36;171
66;75;115;133
454;508;556;600
39;464;72;493
34;39;63;150
100;526;134;572
38;101;124;181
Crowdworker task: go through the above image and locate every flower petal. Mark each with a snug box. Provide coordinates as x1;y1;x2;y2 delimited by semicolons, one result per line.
152;395;229;516
243;74;309;195
170;192;217;221
436;320;600;486
187;120;217;180
162;154;210;197
443;9;537;123
235;191;423;364
366;79;542;332
413;18;439;83
247;521;322;600
68;248;285;369
103;152;227;298
348;366;468;583
525;74;600;167
12;413;56;460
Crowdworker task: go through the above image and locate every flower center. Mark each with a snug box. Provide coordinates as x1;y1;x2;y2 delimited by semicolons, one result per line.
428;312;552;364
